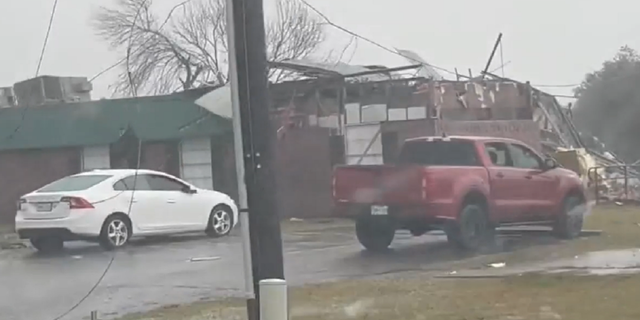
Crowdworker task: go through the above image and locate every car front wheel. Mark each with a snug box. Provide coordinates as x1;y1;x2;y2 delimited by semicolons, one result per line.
206;205;234;237
99;215;132;250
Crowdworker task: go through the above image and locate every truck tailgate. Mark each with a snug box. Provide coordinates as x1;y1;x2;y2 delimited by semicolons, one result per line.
333;165;425;204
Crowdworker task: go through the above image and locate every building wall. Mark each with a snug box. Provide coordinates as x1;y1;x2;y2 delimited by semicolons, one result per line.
273;127;334;219
0;148;81;224
140;141;181;178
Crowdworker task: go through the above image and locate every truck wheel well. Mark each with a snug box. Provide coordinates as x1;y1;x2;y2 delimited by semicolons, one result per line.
565;188;585;204
460;191;489;219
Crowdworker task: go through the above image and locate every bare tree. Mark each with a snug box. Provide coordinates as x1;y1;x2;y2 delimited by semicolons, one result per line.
94;0;327;96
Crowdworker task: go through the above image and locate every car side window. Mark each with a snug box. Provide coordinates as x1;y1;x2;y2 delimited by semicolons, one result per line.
113;175;152;191
509;144;542;169
146;174;187;191
484;142;513;167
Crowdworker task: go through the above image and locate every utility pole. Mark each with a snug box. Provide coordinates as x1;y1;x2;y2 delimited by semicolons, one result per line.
226;0;285;319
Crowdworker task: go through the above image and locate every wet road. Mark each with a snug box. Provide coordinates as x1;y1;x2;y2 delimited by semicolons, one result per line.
0;228;456;320
0;225;602;320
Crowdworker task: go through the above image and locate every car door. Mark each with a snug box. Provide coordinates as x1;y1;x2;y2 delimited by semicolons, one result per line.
145;174;206;231
484;142;525;222
114;174;159;232
508;143;560;219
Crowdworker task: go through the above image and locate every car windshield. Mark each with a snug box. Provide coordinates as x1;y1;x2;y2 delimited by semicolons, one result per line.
36;175;111;193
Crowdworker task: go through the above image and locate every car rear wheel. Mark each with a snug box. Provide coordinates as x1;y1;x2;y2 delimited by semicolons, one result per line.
446;204;492;251
99;215;132;250
30;237;64;253
355;215;395;252
553;195;584;239
206;205;234;238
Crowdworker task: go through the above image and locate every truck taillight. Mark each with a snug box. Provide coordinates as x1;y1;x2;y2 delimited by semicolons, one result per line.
61;196;94;209
421;176;427;200
332;176;337;198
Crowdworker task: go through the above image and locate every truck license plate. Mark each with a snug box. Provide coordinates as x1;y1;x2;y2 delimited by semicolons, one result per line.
371;205;388;216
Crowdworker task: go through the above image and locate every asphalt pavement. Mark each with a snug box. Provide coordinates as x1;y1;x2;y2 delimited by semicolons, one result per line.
0;226;455;320
0;225;575;320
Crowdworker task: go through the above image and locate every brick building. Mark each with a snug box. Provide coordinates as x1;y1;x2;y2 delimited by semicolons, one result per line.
0;89;235;225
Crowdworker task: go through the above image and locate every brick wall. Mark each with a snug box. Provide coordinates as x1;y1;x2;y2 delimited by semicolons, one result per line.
0;148;81;225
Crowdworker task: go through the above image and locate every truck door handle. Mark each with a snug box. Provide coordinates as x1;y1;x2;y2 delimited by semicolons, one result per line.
167;199;176;204
496;172;504;178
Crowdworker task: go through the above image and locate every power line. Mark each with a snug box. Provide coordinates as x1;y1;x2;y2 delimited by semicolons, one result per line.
6;0;60;141
35;0;59;77
297;0;457;76
50;1;149;318
9;0;190;142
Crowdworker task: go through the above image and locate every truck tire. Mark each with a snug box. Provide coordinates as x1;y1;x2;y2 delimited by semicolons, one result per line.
553;195;584;239
446;204;491;251
355;215;395;252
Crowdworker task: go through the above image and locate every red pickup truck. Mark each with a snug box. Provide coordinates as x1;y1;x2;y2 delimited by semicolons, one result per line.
333;135;588;251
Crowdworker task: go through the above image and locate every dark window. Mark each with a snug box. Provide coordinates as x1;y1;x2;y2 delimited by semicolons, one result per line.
146;175;186;191
114;175;152;191
38;175;112;193
397;140;479;166
509;144;542;169
485;142;513;167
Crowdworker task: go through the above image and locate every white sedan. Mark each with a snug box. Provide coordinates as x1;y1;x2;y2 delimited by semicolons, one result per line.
15;169;238;252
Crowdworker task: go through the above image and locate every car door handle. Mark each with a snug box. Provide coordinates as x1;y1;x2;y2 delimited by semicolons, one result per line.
167;199;176;204
496;172;504;178
525;175;532;179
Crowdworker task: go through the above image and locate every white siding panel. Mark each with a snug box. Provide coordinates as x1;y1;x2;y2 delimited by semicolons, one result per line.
344;123;383;165
180;137;213;190
82;145;110;171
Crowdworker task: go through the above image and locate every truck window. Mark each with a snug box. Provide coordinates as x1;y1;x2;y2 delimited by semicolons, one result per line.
509;144;542;169
398;140;479;166
485;142;513;166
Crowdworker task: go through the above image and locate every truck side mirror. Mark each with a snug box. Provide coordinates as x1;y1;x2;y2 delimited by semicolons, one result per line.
543;158;557;170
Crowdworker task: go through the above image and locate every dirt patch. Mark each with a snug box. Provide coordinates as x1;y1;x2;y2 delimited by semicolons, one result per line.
118;205;640;320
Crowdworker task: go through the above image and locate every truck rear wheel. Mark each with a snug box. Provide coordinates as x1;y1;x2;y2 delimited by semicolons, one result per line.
446;204;492;251
355;215;395;252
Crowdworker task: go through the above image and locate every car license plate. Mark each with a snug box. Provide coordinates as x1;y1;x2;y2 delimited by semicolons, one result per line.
371;205;388;216
35;203;53;212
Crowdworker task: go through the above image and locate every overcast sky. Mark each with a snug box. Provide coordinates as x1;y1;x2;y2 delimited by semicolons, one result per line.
1;0;638;102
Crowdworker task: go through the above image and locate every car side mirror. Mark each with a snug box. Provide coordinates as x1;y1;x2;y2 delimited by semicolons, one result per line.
543;158;557;170
182;186;197;194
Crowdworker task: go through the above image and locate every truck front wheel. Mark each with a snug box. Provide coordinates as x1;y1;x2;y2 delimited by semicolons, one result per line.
446;204;492;251
355;215;395;252
553;195;584;239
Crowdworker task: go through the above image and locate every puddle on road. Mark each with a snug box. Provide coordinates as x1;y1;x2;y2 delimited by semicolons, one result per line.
442;249;640;278
544;249;640;275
